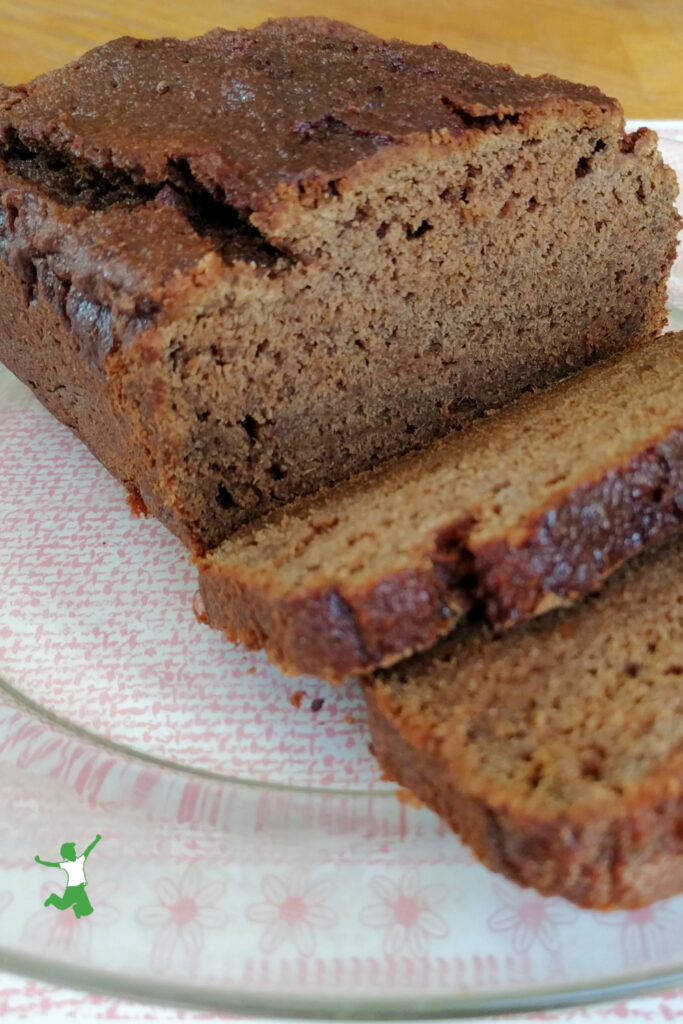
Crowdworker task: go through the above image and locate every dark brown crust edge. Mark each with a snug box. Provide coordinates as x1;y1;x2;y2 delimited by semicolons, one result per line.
0;258;197;546
473;427;683;626
198;562;470;682
199;426;683;682
364;684;683;909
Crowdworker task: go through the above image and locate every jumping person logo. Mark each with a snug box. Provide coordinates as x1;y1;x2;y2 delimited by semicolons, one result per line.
34;834;101;919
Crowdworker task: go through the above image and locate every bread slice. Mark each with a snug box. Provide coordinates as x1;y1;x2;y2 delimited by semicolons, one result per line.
199;333;683;682
365;531;683;909
0;18;678;551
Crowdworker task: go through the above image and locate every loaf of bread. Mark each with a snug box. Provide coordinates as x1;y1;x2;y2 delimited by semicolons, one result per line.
199;333;683;681
0;18;678;551
365;531;683;909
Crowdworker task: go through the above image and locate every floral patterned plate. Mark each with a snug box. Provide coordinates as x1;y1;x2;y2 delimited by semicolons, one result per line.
0;124;682;1018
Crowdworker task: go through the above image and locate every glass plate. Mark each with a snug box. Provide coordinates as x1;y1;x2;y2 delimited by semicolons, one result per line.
1;130;682;1011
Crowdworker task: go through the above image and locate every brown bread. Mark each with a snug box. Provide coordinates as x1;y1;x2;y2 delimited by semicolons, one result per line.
0;18;678;551
199;333;683;682
365;531;683;909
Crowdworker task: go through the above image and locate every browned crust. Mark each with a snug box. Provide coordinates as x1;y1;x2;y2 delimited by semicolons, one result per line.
364;683;683;909
198;562;470;682
472;427;683;626
199;425;683;682
0;19;621;221
0;257;140;488
0;254;201;546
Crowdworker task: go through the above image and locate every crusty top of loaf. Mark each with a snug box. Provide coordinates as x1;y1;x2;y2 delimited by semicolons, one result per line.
0;17;619;213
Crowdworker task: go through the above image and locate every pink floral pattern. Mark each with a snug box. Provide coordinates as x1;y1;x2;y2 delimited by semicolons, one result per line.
22;878;119;962
246;868;337;956
136;863;226;972
0;891;12;917
359;868;449;956
488;881;577;954
596;904;683;968
0;373;373;792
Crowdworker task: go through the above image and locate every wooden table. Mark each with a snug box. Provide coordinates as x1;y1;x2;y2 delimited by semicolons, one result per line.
0;0;681;118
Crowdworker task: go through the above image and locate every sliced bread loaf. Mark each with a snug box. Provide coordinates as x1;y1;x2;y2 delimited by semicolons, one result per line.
0;18;678;551
198;333;683;682
365;531;683;909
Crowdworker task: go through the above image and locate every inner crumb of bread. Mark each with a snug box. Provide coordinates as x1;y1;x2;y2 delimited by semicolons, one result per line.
374;533;683;813
213;336;681;591
1;111;676;549
125;118;673;545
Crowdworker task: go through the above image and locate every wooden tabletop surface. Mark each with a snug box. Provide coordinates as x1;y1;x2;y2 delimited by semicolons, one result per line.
0;0;681;118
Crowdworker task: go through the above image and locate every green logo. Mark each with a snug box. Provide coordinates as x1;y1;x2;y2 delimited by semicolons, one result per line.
35;834;102;919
